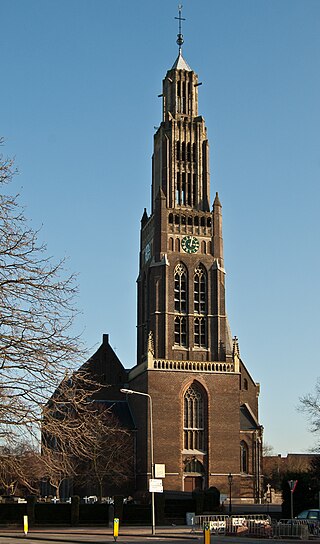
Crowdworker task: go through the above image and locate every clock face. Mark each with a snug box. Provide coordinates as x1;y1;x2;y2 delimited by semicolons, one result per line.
181;236;199;254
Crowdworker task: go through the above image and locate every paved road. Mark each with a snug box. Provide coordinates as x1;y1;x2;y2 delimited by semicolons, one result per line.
0;527;319;544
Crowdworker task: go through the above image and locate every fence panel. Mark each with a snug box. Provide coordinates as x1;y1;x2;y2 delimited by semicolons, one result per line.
194;515;228;534
273;518;318;539
194;514;272;537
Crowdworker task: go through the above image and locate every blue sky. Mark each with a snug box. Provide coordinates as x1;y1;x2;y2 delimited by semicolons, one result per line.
1;0;320;456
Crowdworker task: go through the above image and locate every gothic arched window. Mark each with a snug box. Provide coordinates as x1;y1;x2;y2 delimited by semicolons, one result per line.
174;264;187;314
184;383;205;451
194;265;206;315
240;441;249;473
174;264;188;346
185;459;205;473
194;266;207;347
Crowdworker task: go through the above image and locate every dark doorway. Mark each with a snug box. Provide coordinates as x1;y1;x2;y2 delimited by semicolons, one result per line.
184;476;203;491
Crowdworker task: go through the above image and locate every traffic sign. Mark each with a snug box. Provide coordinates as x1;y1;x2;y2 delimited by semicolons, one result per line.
149;478;163;493
288;480;298;492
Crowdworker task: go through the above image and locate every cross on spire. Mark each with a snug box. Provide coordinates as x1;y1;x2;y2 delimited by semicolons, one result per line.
175;4;185;52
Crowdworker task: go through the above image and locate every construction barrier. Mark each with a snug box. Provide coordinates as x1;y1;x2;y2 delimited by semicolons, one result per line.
274;518;319;538
195;514;320;539
194;514;228;533
194;514;272;537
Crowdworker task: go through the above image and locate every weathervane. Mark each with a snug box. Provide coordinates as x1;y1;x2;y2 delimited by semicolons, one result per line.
175;4;185;52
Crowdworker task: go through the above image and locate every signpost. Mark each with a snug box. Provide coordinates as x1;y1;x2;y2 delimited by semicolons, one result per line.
149;478;163;493
288;480;298;519
154;463;166;478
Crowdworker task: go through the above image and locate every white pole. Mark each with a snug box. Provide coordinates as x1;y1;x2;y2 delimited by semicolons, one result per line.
120;389;156;535
148;394;155;536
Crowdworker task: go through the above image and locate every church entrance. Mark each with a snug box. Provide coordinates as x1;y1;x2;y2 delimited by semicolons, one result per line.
183;459;205;491
184;476;203;491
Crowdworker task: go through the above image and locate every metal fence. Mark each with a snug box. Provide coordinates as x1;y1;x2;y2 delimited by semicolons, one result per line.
194;514;272;537
194;514;320;539
273;518;320;539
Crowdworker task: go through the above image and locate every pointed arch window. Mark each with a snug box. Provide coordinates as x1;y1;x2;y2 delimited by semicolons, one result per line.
240;441;249;473
174;264;188;346
174;264;187;314
185;459;205;473
194;265;207;315
184;383;205;451
194;265;207;347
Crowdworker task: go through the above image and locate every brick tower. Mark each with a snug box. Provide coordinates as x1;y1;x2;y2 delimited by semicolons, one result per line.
127;11;263;501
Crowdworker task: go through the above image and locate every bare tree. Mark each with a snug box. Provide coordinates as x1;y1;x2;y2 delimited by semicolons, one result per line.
40;395;134;500
82;407;133;500
299;378;320;451
0;142;131;497
262;442;274;456
0;442;40;496
0;140;89;441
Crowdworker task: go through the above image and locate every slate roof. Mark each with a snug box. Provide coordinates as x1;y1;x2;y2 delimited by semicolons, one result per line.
94;400;136;430
240;404;259;431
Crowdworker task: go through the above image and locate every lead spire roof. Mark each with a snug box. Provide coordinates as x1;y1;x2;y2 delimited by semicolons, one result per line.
171;50;191;71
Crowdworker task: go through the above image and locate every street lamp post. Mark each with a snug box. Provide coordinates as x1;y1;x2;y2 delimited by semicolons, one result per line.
120;388;155;535
228;473;233;516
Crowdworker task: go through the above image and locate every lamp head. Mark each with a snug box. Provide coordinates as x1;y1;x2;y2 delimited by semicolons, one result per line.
120;388;134;395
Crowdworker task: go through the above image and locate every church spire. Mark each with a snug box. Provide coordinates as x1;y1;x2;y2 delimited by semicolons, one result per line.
175;4;185;53
172;5;191;71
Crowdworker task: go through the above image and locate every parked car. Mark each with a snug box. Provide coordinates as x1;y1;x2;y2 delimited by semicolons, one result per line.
296;509;320;521
295;510;320;536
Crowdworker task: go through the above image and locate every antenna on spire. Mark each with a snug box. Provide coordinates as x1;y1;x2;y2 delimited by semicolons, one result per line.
175;4;185;52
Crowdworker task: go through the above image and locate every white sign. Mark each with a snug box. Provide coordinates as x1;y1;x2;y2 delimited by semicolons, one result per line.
149;478;163;493
154;463;166;478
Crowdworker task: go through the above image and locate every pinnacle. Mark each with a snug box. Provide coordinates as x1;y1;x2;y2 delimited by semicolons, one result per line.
171;50;192;72
213;192;222;207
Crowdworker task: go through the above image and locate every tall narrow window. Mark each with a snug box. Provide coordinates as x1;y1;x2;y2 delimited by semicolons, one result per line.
194;265;207;347
182;81;186;113
174;316;187;346
194;317;206;347
194;265;206;314
176;172;180;205
181;142;186;161
187;173;192;206
181;173;186;205
177;81;181;112
240;441;249;473
184;383;205;451
174;264;188;346
192;143;196;162
174;264;187;313
187;142;191;162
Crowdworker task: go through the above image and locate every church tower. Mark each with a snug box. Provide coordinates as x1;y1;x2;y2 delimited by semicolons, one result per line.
128;9;263;500
137;39;231;366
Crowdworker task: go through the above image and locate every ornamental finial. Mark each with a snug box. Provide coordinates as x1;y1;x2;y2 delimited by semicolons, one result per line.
175;4;185;52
